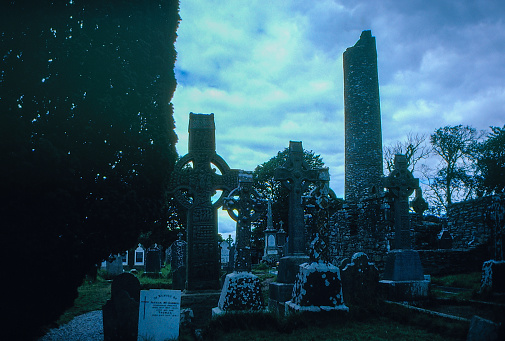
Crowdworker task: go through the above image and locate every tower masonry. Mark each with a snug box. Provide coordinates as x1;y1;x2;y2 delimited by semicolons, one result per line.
343;30;383;202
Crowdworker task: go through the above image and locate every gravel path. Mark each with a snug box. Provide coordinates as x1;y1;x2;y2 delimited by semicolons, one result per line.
39;310;104;341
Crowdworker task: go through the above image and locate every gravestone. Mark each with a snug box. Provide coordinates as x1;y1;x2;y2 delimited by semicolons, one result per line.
214;171;265;315
145;245;162;276
285;261;348;314
105;254;124;277
102;273;140;341
467;315;503;341
285;169;348;315
380;154;429;301
219;240;232;269
480;199;505;295
269;141;324;314
170;233;187;290
438;230;453;249
340;252;379;306
169;113;239;291
222;171;265;272
263;199;279;264
138;289;181;341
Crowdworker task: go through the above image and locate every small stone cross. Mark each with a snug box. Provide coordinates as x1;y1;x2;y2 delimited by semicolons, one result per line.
274;141;322;256
383;154;421;249
223;171;266;272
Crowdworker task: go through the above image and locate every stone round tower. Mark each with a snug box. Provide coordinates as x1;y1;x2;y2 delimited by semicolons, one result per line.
343;30;383;202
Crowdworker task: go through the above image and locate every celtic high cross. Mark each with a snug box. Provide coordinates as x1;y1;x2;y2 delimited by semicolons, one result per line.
169;113;239;290
223;171;266;272
383;154;425;249
274;141;322;256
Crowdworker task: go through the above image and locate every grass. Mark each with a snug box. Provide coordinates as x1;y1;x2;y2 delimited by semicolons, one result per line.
55;276;111;326
202;308;466;341
431;272;481;290
430;272;481;300
53;265;173;327
53;267;476;340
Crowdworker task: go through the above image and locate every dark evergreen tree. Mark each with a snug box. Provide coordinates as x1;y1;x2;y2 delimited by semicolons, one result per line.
0;1;180;338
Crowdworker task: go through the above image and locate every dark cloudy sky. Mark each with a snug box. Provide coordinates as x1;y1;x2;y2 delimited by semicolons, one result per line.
172;0;505;239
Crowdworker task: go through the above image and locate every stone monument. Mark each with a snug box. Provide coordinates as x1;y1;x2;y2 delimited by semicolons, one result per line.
269;141;324;314
379;154;430;301
263;199;280;263
213;171;265;315
102;273;140;341
170;232;187;290
169;113;239;326
343;30;383;202
285;168;348;315
169;113;239;291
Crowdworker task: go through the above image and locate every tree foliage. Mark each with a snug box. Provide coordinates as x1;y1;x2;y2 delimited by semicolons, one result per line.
251;148;325;255
1;1;180;337
477;125;505;195
426;125;480;211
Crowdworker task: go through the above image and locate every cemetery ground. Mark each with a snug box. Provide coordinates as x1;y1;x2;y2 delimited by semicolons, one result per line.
40;264;505;341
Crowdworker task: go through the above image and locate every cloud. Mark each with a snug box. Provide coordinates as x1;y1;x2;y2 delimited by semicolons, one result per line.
173;0;505;237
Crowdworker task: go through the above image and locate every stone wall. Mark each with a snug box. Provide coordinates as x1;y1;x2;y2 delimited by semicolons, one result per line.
329;196;392;271
328;193;505;273
418;245;489;276
447;194;505;255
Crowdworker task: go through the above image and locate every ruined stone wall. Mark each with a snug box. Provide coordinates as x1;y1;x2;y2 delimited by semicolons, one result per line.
329;194;504;274
447;194;505;252
343;30;383;203
418;246;489;276
329;197;392;271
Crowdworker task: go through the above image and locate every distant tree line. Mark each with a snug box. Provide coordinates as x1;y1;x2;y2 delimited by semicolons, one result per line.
1;1;181;338
384;125;505;214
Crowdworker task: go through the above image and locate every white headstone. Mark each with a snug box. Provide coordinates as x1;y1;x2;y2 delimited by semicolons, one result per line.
138;289;181;341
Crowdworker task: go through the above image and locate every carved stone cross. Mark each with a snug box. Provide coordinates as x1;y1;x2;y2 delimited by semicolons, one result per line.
169;113;239;290
274;141;321;256
223;171;266;272
383;154;420;250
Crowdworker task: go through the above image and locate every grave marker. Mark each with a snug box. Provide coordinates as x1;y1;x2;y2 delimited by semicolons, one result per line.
169;113;239;290
138;289;181;341
222;171;266;272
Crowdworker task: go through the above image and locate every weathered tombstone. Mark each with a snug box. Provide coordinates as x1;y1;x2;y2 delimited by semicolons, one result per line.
138;289;181;341
214;171;265;315
223;171;265;272
286;168;348;314
145;245;162;276
170;232;187;290
269;141;324;314
170;113;238;326
340;252;379;307
467;315;503;341
276;221;287;257
105;254;124;277
263;199;279;264
380;154;429;301
169;113;239;291
219;240;232;269
437;229;453;249
480;198;505;295
102;273;140;341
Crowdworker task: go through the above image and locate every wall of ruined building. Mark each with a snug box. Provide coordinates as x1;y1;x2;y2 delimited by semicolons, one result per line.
418;245;489;276
329;193;505;274
329;197;392;271
447;194;505;251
